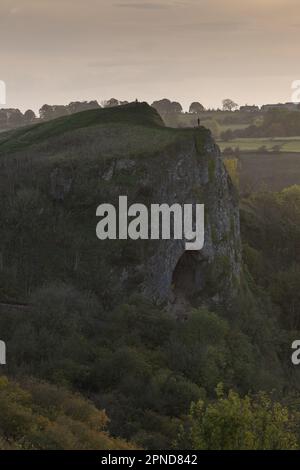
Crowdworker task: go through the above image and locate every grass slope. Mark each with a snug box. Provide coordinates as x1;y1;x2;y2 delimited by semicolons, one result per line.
0;102;166;155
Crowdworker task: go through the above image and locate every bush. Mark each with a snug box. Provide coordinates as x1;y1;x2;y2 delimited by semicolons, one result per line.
177;385;298;450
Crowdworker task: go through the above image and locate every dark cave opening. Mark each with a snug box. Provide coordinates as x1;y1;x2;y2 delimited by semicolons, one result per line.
172;250;208;304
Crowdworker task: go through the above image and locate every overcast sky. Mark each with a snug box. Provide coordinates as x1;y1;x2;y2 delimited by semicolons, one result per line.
1;0;300;112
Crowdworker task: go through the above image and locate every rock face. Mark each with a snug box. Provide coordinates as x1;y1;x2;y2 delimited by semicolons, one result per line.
145;136;240;310
107;128;242;313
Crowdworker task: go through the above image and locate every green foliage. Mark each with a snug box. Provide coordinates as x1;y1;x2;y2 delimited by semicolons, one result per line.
0;284;288;448
242;243;264;283
0;376;134;450
271;264;300;330
241;186;300;330
177;386;298;450
224;158;239;188
241;187;300;270
219;109;300;140
260;109;300;137
166;309;228;390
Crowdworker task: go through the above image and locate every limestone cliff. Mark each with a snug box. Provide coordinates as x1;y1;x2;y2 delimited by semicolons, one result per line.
141;131;241;312
99;122;242;314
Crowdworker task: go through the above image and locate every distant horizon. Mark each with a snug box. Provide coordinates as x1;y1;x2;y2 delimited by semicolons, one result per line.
1;0;300;114
1;96;299;115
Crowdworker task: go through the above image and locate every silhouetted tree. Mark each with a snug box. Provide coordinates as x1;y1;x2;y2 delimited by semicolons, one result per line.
6;109;24;127
103;98;120;108
222;99;238;112
0;110;8;127
152;99;183;114
39;104;51;120
39;104;68;120
24;109;36;123
67;101;100;114
172;101;183;113
189;102;205;114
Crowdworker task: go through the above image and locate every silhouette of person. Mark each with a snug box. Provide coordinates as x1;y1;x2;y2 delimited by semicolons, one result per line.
197;118;200;127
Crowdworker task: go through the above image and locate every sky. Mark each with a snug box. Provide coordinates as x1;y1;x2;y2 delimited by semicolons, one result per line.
1;0;300;112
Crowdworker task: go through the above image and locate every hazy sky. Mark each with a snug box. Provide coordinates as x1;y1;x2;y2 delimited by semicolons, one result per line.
1;0;300;112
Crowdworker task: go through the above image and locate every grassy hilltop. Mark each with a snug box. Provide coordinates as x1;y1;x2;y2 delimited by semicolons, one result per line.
0;102;199;156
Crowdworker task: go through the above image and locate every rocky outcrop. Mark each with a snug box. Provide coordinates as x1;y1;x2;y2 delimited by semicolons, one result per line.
148;135;238;311
100;125;242;314
0;103;241;315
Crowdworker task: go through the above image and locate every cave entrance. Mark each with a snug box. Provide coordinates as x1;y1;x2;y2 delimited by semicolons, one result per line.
172;250;208;305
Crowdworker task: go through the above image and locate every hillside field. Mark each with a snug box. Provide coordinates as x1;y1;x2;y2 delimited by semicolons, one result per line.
219;136;300;152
